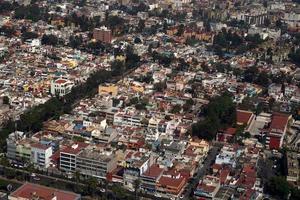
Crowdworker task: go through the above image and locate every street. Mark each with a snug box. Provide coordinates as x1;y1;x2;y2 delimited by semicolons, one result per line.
182;145;221;200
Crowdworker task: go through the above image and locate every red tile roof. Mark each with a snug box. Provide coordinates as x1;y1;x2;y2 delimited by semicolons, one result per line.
61;142;89;155
158;176;186;188
31;143;51;150
10;183;80;200
237;110;253;125
55;79;67;84
270;113;290;132
142;165;164;179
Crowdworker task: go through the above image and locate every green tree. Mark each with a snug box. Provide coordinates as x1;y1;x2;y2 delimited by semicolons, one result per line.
266;176;290;199
192;92;236;140
86;177;98;197
2;96;9;105
171;104;182;114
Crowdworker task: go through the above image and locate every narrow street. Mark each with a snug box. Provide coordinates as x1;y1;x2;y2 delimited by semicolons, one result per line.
182;145;220;200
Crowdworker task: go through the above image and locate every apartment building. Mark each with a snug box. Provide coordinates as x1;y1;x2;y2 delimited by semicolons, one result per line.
76;148;117;179
93;26;112;43
59;143;88;172
31;143;52;168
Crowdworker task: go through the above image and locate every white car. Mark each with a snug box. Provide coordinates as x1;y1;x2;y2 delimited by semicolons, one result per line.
155;193;162;198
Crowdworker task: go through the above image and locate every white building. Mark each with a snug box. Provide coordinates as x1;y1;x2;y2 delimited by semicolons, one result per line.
50;79;74;97
31;143;52;168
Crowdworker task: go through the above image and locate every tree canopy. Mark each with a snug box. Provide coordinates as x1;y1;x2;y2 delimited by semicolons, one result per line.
192;92;236;140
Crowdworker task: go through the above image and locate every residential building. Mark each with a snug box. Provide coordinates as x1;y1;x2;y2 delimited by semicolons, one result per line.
286;152;299;183
76;148;117;179
93;27;112;43
59;143;88;172
140;164;164;192
50;79;74;97
194;175;220;199
31;143;53;168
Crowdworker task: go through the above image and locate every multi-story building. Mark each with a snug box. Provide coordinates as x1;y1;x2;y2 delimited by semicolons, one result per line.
59;143;88;172
50;78;74;97
140;164;164;193
31;143;52;168
93;27;112;43
76;148;117;179
194;175;220;199
6;131;27;161
286;152;299;183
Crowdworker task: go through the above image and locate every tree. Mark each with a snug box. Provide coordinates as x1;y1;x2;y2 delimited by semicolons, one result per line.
111;60;125;76
171;104;182;114
137;19;145;32
289;48;300;65
255;71;270;87
21;31;38;41
86;177;98;197
153;82;166;92
2;96;9;105
176;24;185;36
41;34;59;46
244;66;258;83
266;176;290;199
69;35;83;49
183;99;194;112
192;92;236;140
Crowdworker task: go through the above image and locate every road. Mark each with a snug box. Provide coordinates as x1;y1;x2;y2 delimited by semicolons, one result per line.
0;164;170;200
182;145;220;200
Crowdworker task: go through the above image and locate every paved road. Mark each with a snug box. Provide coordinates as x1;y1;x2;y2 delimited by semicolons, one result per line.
182;145;220;200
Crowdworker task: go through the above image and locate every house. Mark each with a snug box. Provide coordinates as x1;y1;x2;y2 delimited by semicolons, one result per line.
98;84;118;97
50;78;74;97
194;175;220;199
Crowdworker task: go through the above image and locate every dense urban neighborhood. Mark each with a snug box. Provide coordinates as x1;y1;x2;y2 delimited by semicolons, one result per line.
0;0;300;200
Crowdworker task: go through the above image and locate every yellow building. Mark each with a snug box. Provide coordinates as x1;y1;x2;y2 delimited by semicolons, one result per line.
98;84;118;96
131;85;144;93
189;139;210;155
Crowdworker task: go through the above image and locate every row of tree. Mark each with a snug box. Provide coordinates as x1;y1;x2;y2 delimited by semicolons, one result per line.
0;69;111;152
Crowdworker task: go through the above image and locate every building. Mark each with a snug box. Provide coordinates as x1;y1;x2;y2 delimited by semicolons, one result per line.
59;143;88;172
286;152;299;183
6;131;27;160
76;148;117;179
156;170;187;198
50;79;74;97
31;143;53;168
215;145;239;168
93;27;112;43
98;84;118;97
140;164;164;192
194;175;220;199
8;183;81;200
266;113;291;150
